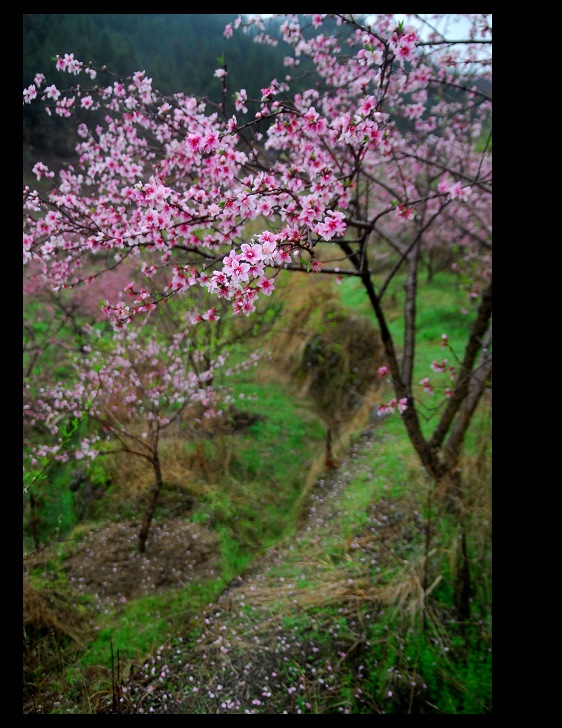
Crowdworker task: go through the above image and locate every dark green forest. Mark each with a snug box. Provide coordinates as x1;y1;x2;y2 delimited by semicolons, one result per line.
23;14;296;157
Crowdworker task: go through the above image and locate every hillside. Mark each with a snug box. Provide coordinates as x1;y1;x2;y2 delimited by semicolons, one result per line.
23;273;492;714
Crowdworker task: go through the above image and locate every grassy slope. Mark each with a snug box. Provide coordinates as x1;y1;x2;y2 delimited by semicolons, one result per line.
23;271;492;714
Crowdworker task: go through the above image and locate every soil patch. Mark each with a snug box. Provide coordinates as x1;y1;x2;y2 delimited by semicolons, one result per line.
61;518;220;611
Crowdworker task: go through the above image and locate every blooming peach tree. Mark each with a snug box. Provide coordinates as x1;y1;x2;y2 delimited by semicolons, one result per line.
23;13;492;488
23;322;262;551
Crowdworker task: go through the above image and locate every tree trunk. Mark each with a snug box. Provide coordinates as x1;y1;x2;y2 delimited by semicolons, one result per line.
455;522;472;622
138;454;164;553
325;425;339;469
442;468;472;621
29;492;40;551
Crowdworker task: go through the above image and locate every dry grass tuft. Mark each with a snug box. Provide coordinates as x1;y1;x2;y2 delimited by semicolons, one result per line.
23;582;97;715
257;270;385;501
243;574;373;612
265;272;383;399
23;578;88;647
102;434;219;504
260;272;340;381
377;551;443;619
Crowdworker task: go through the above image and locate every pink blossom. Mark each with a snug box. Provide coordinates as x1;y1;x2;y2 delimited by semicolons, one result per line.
222;251;242;275
449;182;472;201
202;308;220;321
234;89;248;113
359;95;377;117
430;359;447;373
397;398;408;413
23;85;37;103
44;84;61;101
391;27;418;65
276;249;292;264
404;103;424;120
32;162;55;180
55;52;82;75
223;253;250;285
396;204;415;220
258;277;275;295
257;235;278;264
303;106;327;134
240;243;263;263
316;210;346;240
256;197;274;216
419;377;434;395
395;43;415;63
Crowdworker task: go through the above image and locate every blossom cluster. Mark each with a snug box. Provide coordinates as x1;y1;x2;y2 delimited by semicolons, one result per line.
23;324;247;473
23;15;490;330
23;13;491;459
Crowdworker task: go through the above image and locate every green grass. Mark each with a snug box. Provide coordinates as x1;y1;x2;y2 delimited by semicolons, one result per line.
339;269;472;349
187;370;327;553
338;270;484;439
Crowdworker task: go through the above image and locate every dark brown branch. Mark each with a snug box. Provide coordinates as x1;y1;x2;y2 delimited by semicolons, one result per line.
429;277;492;453
418;38;491;46
378;198;451;300
402;197;427;389
441;356;492;470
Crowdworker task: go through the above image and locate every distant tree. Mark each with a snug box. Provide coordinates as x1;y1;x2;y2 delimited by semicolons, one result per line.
23;322;259;552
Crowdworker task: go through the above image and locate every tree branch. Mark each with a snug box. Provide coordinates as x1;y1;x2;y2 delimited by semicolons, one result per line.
430;277;492;453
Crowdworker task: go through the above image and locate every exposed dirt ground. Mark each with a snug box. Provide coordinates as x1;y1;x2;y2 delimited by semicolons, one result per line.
60;518;220;612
